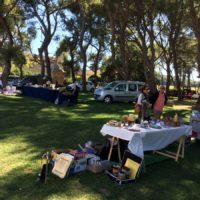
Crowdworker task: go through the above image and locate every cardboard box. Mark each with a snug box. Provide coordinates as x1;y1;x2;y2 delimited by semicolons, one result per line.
70;158;87;174
87;160;112;173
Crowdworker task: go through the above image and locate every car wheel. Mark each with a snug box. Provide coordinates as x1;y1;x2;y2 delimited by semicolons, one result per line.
104;95;112;104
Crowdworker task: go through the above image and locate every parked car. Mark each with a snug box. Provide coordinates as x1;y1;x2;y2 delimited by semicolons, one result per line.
77;81;95;92
192;93;199;99
7;75;20;86
94;80;145;103
13;75;43;88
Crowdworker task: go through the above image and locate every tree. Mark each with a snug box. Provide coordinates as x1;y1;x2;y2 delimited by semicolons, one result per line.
104;0;134;80
188;0;200;104
56;35;79;82
129;0;158;93
156;0;184;99
23;0;67;79
0;0;27;87
88;3;108;78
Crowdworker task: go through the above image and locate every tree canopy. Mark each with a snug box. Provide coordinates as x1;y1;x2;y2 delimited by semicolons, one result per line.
0;0;200;99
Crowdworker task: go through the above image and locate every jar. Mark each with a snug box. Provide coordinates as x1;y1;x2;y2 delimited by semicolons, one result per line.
118;172;126;180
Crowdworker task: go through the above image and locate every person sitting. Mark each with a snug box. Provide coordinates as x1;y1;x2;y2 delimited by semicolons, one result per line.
55;82;72;105
63;80;68;87
69;83;80;104
46;80;52;88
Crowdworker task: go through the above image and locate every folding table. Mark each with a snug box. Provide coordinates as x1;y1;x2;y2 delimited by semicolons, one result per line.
100;124;192;161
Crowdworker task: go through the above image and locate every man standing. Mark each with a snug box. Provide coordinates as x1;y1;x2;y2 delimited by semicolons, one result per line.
150;85;168;120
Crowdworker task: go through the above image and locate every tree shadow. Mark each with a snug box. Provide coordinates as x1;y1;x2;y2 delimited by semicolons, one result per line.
0;94;199;199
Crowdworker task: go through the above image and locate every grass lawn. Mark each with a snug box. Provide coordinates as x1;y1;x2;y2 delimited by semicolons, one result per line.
0;93;200;200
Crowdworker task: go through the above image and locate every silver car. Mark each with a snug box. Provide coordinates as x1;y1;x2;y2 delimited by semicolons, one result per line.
94;81;145;103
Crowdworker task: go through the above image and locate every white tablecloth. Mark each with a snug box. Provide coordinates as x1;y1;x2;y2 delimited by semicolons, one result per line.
190;119;200;139
100;124;192;158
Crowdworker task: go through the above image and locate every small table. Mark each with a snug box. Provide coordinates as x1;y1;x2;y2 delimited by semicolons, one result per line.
100;124;192;161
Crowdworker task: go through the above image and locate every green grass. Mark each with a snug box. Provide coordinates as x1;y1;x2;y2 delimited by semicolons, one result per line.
0;94;200;200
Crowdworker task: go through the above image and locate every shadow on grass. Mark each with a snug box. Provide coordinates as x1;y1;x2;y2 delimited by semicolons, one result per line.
0;94;200;199
0;143;199;200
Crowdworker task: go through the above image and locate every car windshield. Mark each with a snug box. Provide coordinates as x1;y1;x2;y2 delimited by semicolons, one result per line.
104;82;119;90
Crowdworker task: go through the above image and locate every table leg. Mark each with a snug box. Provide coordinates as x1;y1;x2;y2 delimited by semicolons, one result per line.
117;138;121;162
108;137;122;161
108;137;115;160
154;136;186;162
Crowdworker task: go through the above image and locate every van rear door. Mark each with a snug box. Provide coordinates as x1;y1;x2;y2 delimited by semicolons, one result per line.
127;83;138;101
113;83;128;101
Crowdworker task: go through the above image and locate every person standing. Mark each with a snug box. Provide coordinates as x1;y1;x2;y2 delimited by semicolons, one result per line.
150;85;168;120
70;83;80;104
135;85;150;121
0;78;3;93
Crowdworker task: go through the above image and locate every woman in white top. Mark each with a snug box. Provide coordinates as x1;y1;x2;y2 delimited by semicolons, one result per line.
136;85;150;121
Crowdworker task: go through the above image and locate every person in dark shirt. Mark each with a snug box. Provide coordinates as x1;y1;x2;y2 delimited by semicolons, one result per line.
70;83;80;104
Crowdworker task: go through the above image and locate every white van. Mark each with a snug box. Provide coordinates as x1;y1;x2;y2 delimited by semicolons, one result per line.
94;81;145;103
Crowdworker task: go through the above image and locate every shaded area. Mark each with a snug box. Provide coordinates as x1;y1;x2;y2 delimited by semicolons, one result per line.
0;94;199;200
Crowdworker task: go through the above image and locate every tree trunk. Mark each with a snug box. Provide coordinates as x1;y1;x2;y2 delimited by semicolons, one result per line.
197;42;200;77
78;0;91;91
105;4;116;69
19;65;23;78
44;48;51;80
173;49;182;100
189;0;200;77
166;61;171;95
196;96;200;106
187;70;191;89
38;48;45;77
81;50;87;90
1;58;12;87
70;50;76;82
134;0;157;93
0;15;14;87
93;44;102;77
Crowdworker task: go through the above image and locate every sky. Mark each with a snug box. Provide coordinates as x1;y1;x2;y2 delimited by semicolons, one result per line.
31;30;61;56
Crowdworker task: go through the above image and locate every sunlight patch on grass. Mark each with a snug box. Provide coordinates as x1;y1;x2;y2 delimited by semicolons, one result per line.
77;104;90;108
0;136;40;176
172;105;192;110
48;193;103;200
